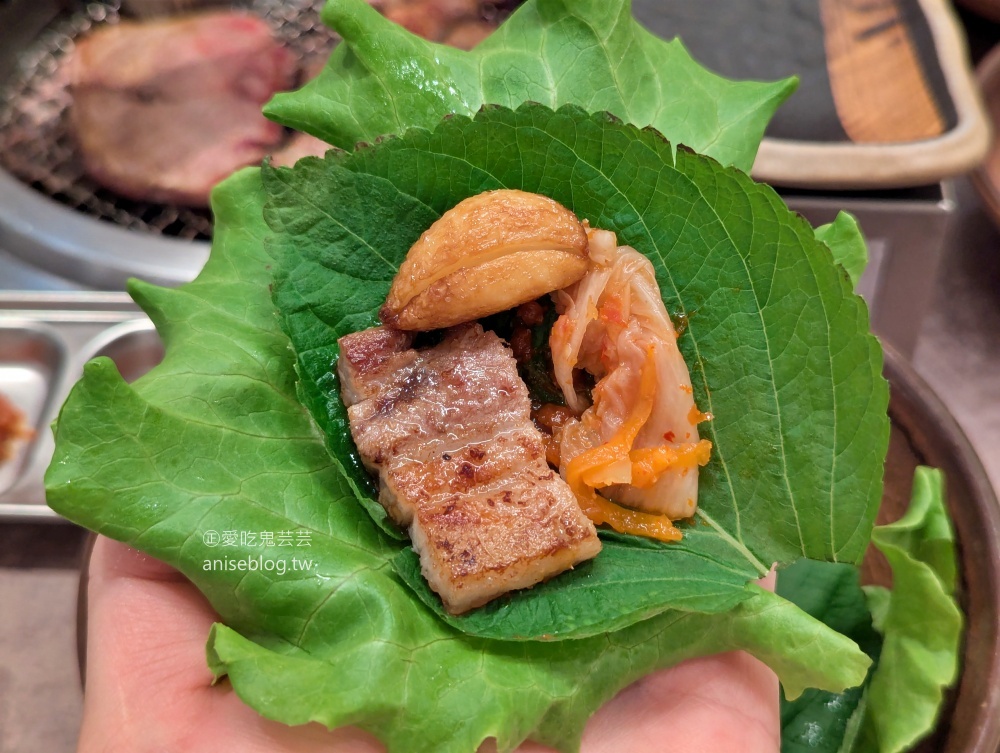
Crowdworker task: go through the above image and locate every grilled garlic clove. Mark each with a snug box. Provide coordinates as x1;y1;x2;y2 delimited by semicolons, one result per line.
380;189;589;331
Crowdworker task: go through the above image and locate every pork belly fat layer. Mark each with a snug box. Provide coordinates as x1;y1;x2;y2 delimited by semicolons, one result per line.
337;323;601;614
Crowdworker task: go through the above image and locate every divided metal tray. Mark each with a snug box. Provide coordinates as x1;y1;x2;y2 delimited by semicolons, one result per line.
0;292;160;519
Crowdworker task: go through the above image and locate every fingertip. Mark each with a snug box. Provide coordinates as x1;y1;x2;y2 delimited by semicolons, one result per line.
757;563;777;592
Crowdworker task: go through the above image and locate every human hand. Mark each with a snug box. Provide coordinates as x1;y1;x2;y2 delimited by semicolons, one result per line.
78;536;779;752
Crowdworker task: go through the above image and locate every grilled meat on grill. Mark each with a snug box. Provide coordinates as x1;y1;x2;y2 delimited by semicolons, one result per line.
68;12;295;206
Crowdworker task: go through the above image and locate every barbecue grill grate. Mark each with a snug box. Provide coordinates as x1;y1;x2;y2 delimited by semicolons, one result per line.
0;0;336;242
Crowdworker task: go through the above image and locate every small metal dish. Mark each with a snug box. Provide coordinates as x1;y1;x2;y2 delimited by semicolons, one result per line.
0;321;67;496
0;298;158;519
76;318;164;383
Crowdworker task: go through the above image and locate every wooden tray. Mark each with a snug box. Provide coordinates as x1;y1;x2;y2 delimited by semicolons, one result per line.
633;0;991;189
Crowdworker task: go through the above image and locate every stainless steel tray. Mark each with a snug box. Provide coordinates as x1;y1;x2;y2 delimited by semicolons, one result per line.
0;292;161;520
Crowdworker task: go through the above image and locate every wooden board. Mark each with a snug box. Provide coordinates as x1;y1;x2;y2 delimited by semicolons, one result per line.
821;0;946;143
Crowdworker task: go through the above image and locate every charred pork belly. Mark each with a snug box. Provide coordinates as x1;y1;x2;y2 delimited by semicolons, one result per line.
338;323;601;614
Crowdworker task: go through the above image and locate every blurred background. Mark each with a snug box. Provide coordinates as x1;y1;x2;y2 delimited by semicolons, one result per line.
0;0;998;750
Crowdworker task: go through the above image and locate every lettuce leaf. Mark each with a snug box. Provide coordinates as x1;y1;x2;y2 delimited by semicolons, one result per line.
777;561;881;753
852;467;962;753
816;212;868;289
264;0;796;173
205;585;869;753
47;167;870;753
264;103;889;640
777;467;962;753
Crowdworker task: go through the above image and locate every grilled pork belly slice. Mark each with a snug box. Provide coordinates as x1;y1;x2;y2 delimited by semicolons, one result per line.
338;323;601;614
